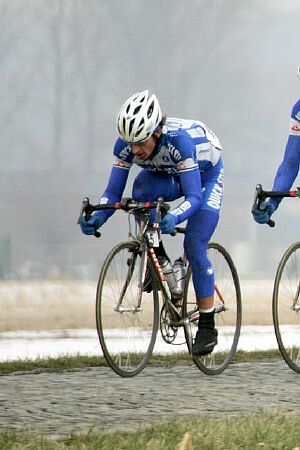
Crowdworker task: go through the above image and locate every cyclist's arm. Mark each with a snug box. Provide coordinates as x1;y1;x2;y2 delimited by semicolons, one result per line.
170;168;202;224
167;134;203;224
96;140;132;223
270;99;300;209
99;164;129;214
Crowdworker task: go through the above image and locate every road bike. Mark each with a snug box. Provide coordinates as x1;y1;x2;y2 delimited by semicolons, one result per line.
253;184;300;373
79;197;242;377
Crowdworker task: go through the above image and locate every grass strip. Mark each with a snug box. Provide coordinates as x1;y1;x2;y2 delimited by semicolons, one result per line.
0;349;282;376
0;411;299;449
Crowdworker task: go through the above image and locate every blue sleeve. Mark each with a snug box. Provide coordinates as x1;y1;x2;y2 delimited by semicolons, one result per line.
97;165;130;222
170;169;202;224
165;132;202;223
270;100;300;209
270;137;300;209
291;99;300;121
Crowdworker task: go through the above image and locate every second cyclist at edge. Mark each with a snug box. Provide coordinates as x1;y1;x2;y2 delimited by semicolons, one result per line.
79;90;224;357
252;66;300;225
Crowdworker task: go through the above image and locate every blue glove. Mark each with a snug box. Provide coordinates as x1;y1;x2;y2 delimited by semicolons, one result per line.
252;201;276;224
80;212;106;235
159;213;177;234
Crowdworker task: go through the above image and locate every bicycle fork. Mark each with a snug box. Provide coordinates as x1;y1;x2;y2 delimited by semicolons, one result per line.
114;246;145;314
292;281;300;312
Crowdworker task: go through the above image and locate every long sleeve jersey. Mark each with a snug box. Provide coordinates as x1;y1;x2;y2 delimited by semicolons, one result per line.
270;99;300;209
98;117;223;224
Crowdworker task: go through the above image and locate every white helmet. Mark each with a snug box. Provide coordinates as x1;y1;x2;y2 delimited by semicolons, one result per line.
297;64;300;79
116;90;162;143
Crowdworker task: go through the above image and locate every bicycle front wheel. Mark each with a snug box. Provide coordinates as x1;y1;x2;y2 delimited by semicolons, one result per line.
184;242;242;375
273;242;300;373
96;240;159;377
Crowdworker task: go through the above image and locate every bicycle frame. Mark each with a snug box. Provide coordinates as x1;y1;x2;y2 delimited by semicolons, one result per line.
80;195;229;325
81;195;242;376
79;195;182;312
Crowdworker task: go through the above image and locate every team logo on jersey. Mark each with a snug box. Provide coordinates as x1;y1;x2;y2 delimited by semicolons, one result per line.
290;118;300;135
119;146;131;159
177;162;186;171
291;124;300;132
207;182;223;210
167;142;181;161
172;200;192;216
114;160;127;167
99;197;109;205
217;168;224;186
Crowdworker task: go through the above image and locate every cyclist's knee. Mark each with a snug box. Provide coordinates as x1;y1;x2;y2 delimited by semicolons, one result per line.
184;233;208;260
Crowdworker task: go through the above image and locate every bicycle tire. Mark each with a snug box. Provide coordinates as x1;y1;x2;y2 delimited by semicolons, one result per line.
183;242;242;375
272;241;300;373
96;240;159;377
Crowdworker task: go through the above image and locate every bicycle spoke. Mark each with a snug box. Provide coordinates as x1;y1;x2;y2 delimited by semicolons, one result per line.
273;242;300;373
96;241;159;377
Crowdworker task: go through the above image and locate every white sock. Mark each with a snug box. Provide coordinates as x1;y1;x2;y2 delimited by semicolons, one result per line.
198;306;215;314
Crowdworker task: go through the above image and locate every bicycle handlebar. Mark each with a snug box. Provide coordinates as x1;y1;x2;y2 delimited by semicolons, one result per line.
252;184;300;228
78;196;171;238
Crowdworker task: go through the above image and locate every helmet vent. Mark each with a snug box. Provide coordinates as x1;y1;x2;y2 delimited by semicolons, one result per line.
135;118;144;138
128;119;135;135
147;101;154;118
133;105;141;115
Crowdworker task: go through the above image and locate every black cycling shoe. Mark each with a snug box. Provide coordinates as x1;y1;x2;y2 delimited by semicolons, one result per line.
192;327;218;356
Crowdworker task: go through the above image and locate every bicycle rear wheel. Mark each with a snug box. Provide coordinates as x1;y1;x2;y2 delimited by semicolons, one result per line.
96;240;159;377
273;241;300;373
183;242;242;375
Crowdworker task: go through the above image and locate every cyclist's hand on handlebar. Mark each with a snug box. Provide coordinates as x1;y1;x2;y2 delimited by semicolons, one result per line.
252;201;275;224
159;213;177;234
80;212;106;235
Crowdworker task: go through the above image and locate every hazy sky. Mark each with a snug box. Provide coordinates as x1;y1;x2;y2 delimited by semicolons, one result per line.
1;0;300;279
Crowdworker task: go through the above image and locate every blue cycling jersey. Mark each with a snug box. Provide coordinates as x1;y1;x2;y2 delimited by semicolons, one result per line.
270;99;300;209
113;117;222;174
99;117;223;224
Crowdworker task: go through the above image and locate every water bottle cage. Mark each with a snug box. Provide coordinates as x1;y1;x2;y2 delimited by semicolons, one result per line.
159;257;184;298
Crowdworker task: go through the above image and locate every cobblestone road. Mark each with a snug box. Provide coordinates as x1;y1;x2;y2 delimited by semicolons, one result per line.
0;361;299;438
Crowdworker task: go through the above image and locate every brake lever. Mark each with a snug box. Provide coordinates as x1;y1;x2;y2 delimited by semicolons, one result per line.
77;197;91;224
78;197;101;238
252;184;275;228
154;197;169;223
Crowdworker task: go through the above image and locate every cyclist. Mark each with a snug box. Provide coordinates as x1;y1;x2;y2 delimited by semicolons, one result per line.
80;90;224;356
252;66;300;224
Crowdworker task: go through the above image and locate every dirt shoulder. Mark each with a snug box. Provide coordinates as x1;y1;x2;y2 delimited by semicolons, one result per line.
0;279;276;332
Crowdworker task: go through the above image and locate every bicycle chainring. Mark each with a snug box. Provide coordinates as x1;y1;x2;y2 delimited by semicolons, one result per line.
160;303;178;344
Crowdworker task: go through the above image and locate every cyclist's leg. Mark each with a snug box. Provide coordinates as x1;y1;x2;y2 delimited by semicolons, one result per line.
132;169;181;202
132;170;181;254
132;170;182;289
184;169;224;355
184;209;219;355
